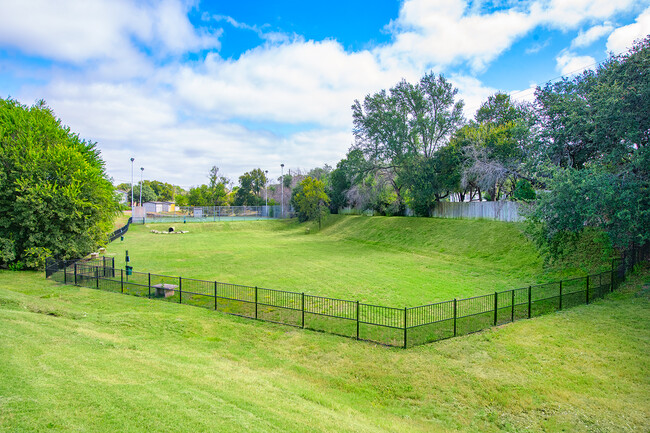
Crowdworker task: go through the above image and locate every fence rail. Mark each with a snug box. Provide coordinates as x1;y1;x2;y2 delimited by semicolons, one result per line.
109;217;132;242
44;244;647;348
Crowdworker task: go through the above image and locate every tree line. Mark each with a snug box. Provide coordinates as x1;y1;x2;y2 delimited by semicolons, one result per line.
0;37;647;269
296;36;650;257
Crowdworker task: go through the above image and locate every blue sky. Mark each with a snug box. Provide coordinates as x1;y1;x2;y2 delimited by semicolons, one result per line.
1;0;649;188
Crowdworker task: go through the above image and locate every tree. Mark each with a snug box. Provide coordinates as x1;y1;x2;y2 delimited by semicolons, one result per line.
460;93;536;201
291;177;330;226
148;180;175;201
208;166;229;206
128;183;157;203
351;72;465;213
0;98;118;267
234;168;267;206
530;36;650;257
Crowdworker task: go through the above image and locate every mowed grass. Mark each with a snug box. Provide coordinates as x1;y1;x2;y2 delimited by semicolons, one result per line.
105;215;609;306
1;269;648;432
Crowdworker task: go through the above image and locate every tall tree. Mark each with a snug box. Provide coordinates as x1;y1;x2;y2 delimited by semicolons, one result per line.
530;36;650;256
291;177;330;225
0;98;118;267
351;72;465;213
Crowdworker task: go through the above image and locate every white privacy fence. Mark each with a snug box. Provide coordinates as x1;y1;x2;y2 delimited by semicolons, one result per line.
430;201;527;222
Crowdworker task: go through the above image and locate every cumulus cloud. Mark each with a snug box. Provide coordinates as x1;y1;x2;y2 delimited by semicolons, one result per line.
606;7;650;54
379;0;533;71
571;23;614;48
555;50;596;75
1;0;646;186
0;0;220;64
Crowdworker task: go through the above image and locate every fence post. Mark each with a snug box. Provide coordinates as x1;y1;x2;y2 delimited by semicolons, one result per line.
527;286;532;319
559;280;563;310
148;273;151;298
179;277;182;304
453;298;457;337
95;266;99;289
301;293;305;328
255;286;258;319
356;301;360;340
64;261;67;285
74;263;77;286
510;289;515;322
585;276;589;304
214;281;217;310
404;307;408;349
493;292;498;326
120;269;124;293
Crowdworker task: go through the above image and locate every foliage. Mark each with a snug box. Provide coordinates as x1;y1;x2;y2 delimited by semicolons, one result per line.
22;247;52;270
128;182;157;204
351;72;465;213
512;179;536;201
0;98;118;266
291;177;330;223
460;93;535;201
234;168;267;206
530;36;650;256
186;166;229;206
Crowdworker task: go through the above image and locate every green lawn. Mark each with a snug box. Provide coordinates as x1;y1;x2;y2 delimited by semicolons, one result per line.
1;268;648;432
104;215;610;306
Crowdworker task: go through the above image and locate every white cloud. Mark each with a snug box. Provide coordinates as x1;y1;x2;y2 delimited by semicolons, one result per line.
380;0;534;71
0;0;219;64
555;50;596;75
532;0;636;29
2;0;646;187
171;39;414;128
571;23;614;48
606;7;650;54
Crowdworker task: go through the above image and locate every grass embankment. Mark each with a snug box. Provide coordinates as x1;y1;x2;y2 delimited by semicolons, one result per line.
105;215;610;306
1;269;648;432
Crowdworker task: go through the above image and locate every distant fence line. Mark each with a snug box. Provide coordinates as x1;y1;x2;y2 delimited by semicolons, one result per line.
108;217;132;242
340;201;527;222
430;201;527;222
132;205;287;224
44;244;648;348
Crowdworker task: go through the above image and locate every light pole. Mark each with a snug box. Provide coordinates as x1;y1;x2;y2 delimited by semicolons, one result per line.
264;170;268;208
139;167;144;206
130;157;134;215
280;163;284;218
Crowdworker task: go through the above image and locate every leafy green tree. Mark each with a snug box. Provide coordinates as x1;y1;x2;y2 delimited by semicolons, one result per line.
147;180;175;201
291;177;330;225
461;93;535;201
129;183;157;203
530;36;650;257
351;72;465;213
208;166;229;206
234;168;267;206
0;98;118;267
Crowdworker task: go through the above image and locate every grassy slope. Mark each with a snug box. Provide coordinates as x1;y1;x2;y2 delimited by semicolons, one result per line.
1;269;648;432
104;215;608;306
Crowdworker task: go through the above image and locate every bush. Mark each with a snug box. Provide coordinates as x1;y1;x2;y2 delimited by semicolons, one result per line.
23;247;52;271
0;98;119;267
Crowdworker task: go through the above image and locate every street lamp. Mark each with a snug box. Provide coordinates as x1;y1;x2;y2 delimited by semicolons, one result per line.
265;170;268;208
281;163;284;218
130;157;134;216
139;167;144;206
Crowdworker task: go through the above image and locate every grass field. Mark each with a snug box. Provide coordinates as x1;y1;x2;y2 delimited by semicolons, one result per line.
1;268;648;432
104;215;611;306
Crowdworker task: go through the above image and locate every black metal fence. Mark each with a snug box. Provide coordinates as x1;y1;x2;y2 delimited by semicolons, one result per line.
109;217;132;242
44;249;644;348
